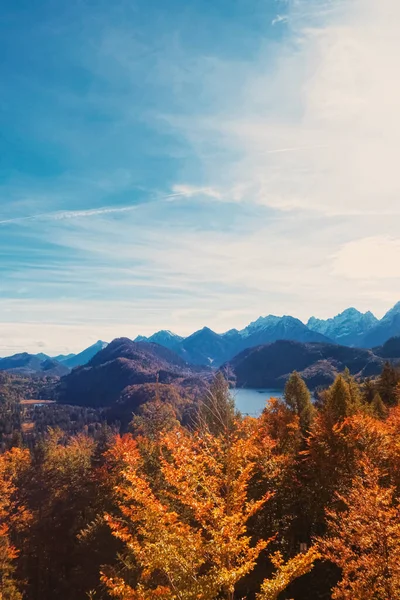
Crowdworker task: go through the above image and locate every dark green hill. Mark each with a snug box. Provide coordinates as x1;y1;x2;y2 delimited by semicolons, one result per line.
225;340;386;389
57;337;206;408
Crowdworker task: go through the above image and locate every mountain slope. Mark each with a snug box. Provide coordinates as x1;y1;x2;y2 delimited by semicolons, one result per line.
178;327;240;366
57;337;203;407
375;336;400;358
225;340;385;389
307;308;378;346
53;353;76;362
239;315;331;346
134;330;183;353
361;302;400;348
61;341;108;368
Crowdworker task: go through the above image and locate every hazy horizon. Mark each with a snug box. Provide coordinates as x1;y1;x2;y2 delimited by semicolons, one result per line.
1;301;397;356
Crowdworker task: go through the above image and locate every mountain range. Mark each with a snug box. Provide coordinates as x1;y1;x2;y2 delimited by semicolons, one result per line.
135;317;331;367
0;341;108;377
2;303;400;376
135;302;400;366
0;353;70;377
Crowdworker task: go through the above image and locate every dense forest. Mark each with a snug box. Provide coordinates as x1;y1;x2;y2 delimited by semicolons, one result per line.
1;364;400;599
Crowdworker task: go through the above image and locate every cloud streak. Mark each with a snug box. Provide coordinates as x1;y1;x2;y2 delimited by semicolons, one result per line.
0;193;189;226
0;206;138;226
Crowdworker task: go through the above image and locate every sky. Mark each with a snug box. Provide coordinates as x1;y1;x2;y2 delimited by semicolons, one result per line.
1;0;400;356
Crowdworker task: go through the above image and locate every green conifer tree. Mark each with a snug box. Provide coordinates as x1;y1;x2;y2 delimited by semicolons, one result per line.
362;377;377;403
324;375;353;425
377;362;400;406
371;392;387;419
284;371;315;435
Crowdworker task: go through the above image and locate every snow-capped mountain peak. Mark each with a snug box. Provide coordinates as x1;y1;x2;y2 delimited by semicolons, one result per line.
307;308;378;346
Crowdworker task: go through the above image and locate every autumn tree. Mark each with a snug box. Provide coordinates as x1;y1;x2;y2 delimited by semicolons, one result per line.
302;374;362;528
323;375;354;425
256;547;320;600
17;429;115;600
318;460;400;599
371;392;387;419
0;447;31;599
102;418;317;599
395;381;400;406
197;372;236;435
253;397;305;559
362;377;376;404
130;396;180;441
259;397;301;455
284;372;314;436
377;362;400;406
302;398;397;580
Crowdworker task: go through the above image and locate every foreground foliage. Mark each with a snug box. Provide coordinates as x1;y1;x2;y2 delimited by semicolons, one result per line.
0;366;400;599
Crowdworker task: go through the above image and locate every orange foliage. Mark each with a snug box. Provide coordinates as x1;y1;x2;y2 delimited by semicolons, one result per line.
318;460;400;599
102;418;317;599
259;397;301;455
0;447;31;599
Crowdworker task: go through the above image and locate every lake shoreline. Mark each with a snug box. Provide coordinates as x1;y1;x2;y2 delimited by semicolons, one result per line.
232;388;284;417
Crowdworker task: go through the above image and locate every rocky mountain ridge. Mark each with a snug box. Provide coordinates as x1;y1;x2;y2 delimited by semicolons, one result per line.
136;303;400;366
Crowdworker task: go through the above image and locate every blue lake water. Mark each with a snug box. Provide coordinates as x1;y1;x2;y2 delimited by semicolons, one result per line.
232;388;284;417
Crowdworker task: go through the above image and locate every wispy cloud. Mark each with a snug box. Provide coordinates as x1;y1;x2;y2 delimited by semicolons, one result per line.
0;205;139;226
162;0;400;217
272;15;288;26
171;184;222;200
0;192;191;226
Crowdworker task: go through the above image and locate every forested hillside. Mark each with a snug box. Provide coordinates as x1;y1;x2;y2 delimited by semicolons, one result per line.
1;363;400;599
225;339;387;389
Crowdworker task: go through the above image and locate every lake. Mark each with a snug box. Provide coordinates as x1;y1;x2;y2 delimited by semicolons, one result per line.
232;388;284;417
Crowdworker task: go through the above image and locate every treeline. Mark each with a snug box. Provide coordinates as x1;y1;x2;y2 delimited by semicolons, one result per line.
1;365;400;599
0;372;108;451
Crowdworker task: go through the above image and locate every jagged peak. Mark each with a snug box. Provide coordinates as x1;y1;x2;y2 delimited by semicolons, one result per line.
222;328;240;337
150;330;181;339
339;307;362;316
184;326;219;341
383;301;400;319
309;307;377;324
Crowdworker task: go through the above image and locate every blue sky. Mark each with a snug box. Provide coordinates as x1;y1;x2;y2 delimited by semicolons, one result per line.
1;0;400;355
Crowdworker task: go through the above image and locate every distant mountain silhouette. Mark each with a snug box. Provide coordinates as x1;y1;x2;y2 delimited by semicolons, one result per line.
60;341;108;368
6;302;400;373
53;352;76;362
134;330;183;353
136;317;331;367
239;315;330;347
0;353;70;377
0;342;109;377
136;302;400;365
